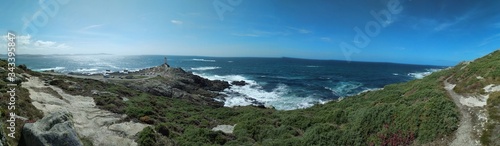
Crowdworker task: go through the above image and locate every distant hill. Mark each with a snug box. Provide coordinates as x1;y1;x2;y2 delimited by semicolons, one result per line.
1;53;113;56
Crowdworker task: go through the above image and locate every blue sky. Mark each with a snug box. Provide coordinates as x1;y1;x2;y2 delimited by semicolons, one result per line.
1;0;499;66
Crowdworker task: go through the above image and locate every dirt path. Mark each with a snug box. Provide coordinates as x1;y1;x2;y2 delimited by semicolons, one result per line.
22;76;149;146
444;79;480;146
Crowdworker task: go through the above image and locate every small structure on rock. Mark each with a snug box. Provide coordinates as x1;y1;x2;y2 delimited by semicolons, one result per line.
103;73;110;78
164;57;170;68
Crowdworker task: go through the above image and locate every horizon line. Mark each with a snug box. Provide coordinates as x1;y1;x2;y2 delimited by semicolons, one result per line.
2;53;454;67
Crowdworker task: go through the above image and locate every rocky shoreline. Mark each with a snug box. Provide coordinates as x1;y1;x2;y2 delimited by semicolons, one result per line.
7;63;243;145
42;64;269;108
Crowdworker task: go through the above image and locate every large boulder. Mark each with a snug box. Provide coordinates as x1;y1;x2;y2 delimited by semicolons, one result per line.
20;111;83;146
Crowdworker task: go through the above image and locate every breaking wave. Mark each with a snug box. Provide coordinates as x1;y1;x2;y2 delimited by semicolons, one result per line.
36;67;66;71
191;67;221;71
324;81;364;97
192;59;216;62
194;73;326;110
408;68;442;79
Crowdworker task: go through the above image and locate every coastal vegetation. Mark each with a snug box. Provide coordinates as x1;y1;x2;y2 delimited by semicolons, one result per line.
0;49;499;145
0;61;43;146
450;50;500;94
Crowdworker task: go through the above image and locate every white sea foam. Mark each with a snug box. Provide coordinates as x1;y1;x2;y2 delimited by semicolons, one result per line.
194;73;323;110
306;66;321;68
38;67;66;71
357;88;383;95
76;68;99;72
192;59;216;62
325;81;363;97
408;68;442;79
191;67;221;71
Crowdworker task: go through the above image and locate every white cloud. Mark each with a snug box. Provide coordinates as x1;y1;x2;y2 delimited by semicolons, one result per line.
287;27;312;34
253;30;290;36
171;20;183;25
33;40;69;49
231;33;260;37
1;35;70;54
232;29;291;37
478;33;500;47
433;9;476;31
434;22;454;31
17;35;32;45
81;24;104;31
34;40;56;47
1;35;31;45
495;22;500;28
320;37;332;42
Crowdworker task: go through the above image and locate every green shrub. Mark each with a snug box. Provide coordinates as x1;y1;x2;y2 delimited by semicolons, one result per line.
126;106;154;118
481;92;500;145
176;126;233;146
138;127;156;146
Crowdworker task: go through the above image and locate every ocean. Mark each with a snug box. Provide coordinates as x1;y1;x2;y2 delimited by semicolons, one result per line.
7;55;445;110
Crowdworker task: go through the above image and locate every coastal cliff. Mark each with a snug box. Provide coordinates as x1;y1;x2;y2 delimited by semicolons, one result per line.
0;50;498;145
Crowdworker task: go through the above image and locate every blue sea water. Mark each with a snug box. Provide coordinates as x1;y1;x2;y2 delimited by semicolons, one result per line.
7;55;445;110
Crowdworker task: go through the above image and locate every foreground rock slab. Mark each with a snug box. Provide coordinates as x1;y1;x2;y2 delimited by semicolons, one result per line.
20;111;83;146
22;76;149;146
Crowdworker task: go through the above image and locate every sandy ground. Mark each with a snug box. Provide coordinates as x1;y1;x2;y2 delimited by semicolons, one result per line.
22;76;149;146
444;79;481;146
484;84;500;93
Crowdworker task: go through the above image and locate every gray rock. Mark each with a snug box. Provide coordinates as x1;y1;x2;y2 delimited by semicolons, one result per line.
212;125;236;134
21;111;83;146
0;67;6;73
231;80;248;86
91;90;99;95
0;122;7;146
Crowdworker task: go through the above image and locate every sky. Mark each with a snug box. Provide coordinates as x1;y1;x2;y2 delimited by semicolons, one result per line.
1;0;499;66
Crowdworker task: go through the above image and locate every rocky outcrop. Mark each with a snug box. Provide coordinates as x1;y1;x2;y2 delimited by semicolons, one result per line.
20;110;83;146
231;81;248;86
123;66;230;107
